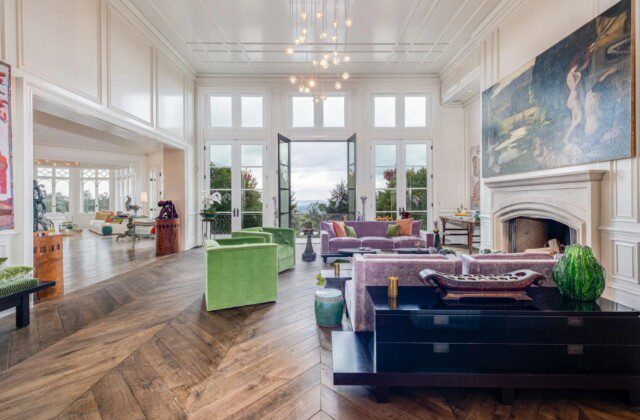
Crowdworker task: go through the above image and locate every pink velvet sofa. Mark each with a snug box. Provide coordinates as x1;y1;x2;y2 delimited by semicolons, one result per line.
345;253;462;331
460;252;559;284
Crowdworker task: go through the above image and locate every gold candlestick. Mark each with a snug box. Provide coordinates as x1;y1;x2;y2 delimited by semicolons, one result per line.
388;276;398;298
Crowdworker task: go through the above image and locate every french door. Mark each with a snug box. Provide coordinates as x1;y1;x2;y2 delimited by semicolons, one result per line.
205;140;266;233
278;134;291;228
372;140;431;225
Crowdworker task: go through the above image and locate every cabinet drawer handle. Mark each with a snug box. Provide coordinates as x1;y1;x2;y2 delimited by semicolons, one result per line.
433;315;449;325
567;345;583;355
434;343;449;353
567;317;583;327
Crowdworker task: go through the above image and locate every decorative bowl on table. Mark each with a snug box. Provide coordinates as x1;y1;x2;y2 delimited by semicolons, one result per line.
418;269;545;302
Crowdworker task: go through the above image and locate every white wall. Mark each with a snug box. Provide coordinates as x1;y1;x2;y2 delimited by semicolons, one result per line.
0;0;199;267
450;0;640;307
196;76;468;233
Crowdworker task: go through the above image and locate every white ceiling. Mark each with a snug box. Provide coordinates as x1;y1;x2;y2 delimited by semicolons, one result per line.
129;0;501;75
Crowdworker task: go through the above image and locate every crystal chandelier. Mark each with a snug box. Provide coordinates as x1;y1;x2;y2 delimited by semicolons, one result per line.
287;0;352;102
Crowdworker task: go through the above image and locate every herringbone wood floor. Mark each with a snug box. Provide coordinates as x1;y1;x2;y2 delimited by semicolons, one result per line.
1;245;640;419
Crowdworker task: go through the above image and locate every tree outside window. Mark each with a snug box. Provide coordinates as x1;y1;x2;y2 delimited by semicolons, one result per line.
35;166;70;213
82;169;111;212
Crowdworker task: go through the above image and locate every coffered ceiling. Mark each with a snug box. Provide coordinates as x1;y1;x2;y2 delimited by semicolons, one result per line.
127;0;502;75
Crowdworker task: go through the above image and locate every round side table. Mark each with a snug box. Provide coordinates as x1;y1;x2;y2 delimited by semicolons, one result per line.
301;228;316;262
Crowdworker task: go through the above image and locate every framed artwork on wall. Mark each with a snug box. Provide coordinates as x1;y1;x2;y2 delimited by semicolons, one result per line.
470;145;480;210
482;0;634;178
0;60;14;230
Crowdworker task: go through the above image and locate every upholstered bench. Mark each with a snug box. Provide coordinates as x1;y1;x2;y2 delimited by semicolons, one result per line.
0;279;55;328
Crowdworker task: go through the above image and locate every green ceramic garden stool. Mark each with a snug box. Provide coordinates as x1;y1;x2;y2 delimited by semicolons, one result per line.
102;225;113;235
315;289;344;327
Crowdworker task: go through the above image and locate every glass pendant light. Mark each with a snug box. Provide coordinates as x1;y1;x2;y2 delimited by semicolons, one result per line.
341;71;350;80
345;17;353;27
289;75;297;84
308;79;316;88
334;80;342;90
286;46;294;55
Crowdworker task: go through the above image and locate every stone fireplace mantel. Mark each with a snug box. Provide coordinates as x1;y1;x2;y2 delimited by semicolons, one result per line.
484;169;606;256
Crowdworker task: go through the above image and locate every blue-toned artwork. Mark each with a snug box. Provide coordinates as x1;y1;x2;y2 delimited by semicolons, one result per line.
482;0;634;177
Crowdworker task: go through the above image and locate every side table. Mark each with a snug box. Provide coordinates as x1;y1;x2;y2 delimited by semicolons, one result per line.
301;228;316;262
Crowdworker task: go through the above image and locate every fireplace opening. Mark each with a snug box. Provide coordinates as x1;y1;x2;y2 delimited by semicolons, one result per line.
507;217;576;253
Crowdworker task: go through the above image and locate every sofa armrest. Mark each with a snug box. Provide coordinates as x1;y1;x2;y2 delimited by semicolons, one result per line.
213;237;266;247
321;231;330;254
231;230;274;243
419;230;434;247
262;227;296;248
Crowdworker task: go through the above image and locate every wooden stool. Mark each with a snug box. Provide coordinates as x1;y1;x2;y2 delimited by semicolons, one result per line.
156;218;180;256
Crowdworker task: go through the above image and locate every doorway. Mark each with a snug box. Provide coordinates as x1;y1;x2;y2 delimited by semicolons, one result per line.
204;140;266;233
278;134;356;233
372;140;432;225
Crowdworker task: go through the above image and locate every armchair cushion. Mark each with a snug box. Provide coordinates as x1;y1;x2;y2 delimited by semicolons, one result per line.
233;227;296;272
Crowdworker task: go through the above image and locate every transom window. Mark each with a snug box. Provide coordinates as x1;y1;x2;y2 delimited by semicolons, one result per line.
35;166;70;213
209;94;265;128
290;94;346;128
82;169;111;213
373;94;429;128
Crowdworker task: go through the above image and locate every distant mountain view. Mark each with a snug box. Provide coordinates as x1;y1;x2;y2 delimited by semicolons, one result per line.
295;199;327;213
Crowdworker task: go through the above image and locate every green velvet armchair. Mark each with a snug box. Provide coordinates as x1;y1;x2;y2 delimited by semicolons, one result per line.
204;237;278;311
231;227;296;272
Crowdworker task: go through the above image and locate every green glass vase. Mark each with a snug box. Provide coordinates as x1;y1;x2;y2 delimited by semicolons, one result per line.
552;245;605;302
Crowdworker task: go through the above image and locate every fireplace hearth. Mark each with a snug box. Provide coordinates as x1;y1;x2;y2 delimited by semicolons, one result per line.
507;217;576;253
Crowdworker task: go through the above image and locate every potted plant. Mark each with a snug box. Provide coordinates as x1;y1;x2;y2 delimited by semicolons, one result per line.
200;191;222;217
552;244;605;301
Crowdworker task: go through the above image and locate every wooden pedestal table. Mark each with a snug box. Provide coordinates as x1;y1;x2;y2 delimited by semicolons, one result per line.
440;215;480;254
156;218;180;256
33;233;63;302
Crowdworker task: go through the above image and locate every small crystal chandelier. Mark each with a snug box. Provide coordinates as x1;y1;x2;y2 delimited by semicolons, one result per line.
286;0;353;95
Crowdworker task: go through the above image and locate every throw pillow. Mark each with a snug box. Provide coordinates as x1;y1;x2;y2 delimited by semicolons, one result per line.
396;218;414;236
386;224;399;237
0;266;33;282
345;226;357;238
333;221;347;238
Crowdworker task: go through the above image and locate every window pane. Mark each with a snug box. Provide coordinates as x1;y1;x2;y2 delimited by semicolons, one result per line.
405;96;427;127
375;190;396;212
242;190;262;212
83;169;96;178
323;96;345;127
405;144;427;166
242;214;262;229
98;169;110;178
241;96;263;127
375;144;396;167
374;96;395;127
292;96;314;127
38;179;53;213
375;167;396;189
55;180;70;213
55;168;69;178
209;144;232;190
210;96;232;127
83;180;96;212
37;167;52;177
242;168;263;189
241;144;262;167
407;189;427;210
97;180;109;211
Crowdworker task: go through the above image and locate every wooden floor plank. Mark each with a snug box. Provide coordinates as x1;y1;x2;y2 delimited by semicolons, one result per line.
56;389;101;420
91;369;145;420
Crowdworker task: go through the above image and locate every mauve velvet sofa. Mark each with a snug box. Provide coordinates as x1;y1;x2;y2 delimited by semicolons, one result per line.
460;252;559;284
345;253;462;331
320;220;432;255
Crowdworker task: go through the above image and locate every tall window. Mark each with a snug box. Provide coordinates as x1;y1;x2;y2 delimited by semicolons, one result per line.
373;94;428;128
82;169;110;212
35;166;70;213
115;167;134;211
290;94;347;128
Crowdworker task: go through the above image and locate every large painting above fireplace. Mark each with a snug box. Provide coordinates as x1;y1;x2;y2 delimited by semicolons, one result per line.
482;0;634;178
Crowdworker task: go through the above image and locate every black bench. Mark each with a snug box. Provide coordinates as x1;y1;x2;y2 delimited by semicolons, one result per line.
0;280;55;328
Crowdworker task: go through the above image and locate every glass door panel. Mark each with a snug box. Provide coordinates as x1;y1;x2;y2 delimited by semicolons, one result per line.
374;144;397;220
278;134;291;228
240;144;263;228
404;143;429;224
347;134;356;219
208;144;233;233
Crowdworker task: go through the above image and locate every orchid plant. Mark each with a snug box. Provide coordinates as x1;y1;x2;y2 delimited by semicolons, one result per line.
201;191;222;213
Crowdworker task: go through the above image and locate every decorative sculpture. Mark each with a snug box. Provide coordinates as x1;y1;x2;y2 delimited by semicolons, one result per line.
33;180;53;232
125;195;140;215
156;200;178;220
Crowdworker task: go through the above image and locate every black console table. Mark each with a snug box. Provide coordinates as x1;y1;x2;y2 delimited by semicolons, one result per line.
332;286;640;404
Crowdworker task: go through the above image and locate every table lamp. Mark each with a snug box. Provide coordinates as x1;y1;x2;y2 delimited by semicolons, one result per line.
140;192;148;215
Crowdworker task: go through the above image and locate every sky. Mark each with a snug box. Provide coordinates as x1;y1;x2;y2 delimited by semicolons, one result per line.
291;142;347;202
